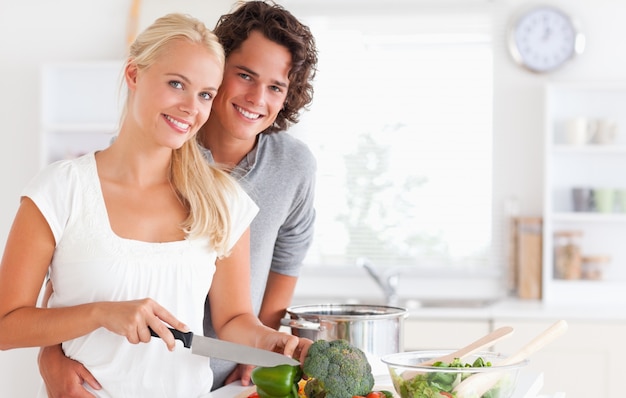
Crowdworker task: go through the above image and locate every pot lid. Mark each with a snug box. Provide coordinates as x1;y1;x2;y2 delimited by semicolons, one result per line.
286;303;408;321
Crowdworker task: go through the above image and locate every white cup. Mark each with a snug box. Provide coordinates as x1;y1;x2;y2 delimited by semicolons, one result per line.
593;119;618;145
565;117;596;145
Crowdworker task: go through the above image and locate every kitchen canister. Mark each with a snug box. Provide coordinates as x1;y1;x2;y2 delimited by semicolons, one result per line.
581;255;611;280
553;230;583;280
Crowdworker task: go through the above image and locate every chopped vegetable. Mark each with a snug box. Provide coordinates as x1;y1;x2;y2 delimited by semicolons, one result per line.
351;391;394;398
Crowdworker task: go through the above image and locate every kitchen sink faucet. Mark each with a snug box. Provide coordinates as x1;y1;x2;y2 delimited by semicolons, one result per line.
356;257;399;306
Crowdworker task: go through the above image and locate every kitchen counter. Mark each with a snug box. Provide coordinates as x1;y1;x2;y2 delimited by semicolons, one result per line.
399;297;626;323
396;298;616;397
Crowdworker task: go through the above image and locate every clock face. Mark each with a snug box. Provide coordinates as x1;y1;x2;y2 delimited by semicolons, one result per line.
509;6;583;73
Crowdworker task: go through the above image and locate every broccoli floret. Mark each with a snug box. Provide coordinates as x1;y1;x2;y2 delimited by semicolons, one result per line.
302;339;375;398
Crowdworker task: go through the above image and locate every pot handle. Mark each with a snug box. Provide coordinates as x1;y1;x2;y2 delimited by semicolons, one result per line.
280;318;322;331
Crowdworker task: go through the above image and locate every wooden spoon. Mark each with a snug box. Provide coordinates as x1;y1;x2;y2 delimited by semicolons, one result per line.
401;326;514;380
453;319;568;398
234;386;256;398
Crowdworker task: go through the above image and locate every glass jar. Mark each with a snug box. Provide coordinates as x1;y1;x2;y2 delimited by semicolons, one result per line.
581;255;610;280
553;230;583;280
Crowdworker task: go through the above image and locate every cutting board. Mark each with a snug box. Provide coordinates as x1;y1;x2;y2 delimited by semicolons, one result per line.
231;384;397;398
233;386;256;398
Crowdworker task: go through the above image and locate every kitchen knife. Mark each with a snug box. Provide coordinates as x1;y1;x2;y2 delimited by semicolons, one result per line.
149;327;300;367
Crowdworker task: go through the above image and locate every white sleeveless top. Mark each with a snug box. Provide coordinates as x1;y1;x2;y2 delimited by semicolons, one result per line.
23;152;258;398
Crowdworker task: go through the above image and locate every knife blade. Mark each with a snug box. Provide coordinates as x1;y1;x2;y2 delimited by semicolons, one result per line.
149;327;300;367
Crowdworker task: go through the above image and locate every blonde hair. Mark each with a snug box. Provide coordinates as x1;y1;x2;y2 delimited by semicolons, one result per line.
125;13;238;257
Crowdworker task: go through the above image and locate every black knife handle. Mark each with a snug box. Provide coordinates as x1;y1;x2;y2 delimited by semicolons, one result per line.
149;327;194;349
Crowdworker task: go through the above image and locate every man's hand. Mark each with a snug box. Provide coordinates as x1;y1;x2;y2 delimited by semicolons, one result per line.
38;345;101;398
223;363;255;386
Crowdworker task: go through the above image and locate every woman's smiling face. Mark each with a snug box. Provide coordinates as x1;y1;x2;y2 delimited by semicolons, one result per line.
126;38;223;149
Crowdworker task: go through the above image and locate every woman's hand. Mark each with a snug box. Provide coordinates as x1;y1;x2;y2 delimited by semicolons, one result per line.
257;331;313;365
294;336;313;365
97;298;188;351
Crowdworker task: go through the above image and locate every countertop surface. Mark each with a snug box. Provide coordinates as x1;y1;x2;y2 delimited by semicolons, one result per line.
395;297;626;323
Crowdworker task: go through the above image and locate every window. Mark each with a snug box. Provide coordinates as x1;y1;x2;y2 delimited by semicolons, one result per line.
290;8;499;276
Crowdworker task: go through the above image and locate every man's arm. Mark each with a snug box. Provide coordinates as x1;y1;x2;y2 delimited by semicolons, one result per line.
39;345;101;398
257;271;298;330
258;148;316;331
38;281;101;398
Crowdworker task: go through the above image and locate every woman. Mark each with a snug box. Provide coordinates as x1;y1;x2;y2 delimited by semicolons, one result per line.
0;12;310;398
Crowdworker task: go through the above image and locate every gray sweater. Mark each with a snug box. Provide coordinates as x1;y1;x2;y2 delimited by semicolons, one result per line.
201;132;317;389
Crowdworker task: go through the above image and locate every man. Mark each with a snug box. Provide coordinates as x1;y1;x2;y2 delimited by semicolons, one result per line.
199;0;317;390
38;1;318;395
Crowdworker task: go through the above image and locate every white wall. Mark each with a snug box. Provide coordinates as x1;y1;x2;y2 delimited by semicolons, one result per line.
1;0;626;395
492;0;626;219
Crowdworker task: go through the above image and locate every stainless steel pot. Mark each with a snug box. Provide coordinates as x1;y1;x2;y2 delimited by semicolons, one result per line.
281;304;408;357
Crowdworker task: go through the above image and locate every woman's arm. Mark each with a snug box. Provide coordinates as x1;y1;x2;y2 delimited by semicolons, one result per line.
0;197;87;348
0;198;185;350
208;228;310;362
209;228;262;344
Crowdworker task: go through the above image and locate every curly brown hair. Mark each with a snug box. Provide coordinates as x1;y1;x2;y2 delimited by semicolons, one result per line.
214;1;318;134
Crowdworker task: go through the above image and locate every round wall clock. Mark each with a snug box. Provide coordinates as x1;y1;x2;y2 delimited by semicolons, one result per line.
507;5;585;73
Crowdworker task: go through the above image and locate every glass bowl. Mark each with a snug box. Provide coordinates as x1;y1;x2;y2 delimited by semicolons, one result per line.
381;350;528;398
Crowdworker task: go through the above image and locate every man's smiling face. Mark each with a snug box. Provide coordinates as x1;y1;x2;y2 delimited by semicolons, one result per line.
209;30;292;142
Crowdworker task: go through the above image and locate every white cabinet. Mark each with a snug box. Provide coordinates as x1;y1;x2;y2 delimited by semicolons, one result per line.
403;319;491;351
493;319;625;398
41;61;124;166
542;82;626;305
405;312;626;397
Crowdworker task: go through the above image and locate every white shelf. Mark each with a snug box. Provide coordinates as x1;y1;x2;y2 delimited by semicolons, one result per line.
543;82;626;305
40;61;124;166
551;212;626;222
43;123;119;134
552;144;626;154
